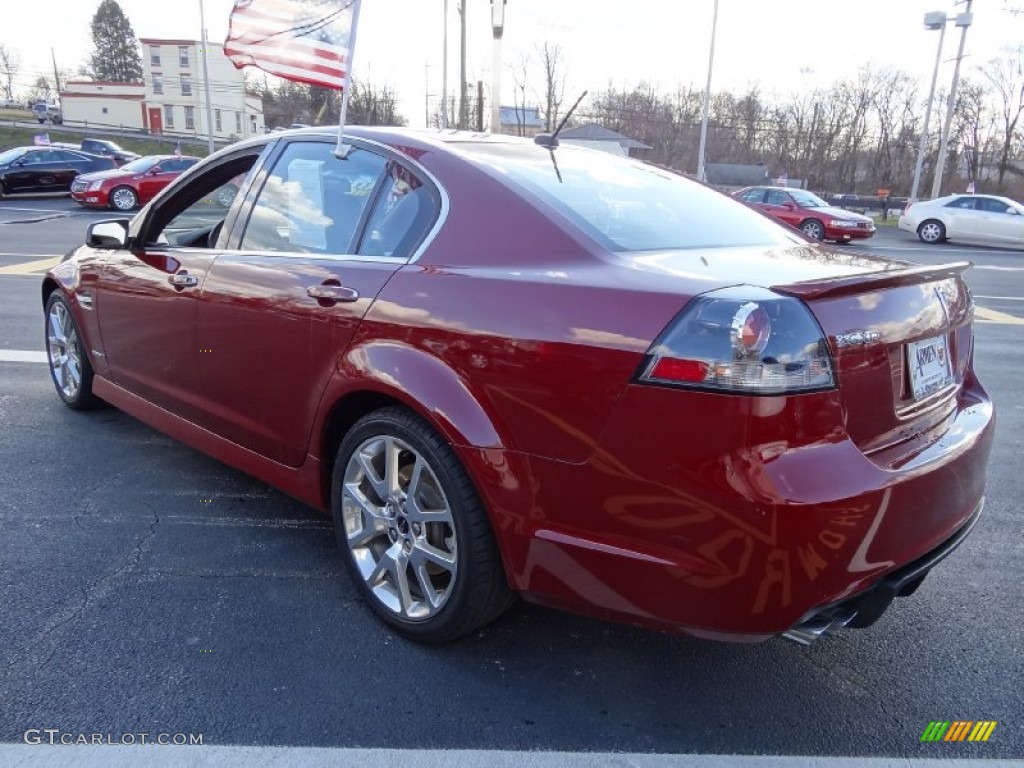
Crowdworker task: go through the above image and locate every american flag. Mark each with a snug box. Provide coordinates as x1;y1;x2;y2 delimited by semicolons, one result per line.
224;0;358;90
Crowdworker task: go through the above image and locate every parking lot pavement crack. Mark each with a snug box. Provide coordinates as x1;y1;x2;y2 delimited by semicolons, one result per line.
0;214;69;225
1;501;161;674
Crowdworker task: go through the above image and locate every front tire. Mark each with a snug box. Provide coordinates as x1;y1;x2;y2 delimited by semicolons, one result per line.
918;219;946;244
45;293;97;410
800;219;825;241
109;186;138;211
331;407;513;643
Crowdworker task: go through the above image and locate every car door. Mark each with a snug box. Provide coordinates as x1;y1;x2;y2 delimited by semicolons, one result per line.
94;147;266;422
939;196;979;238
974;197;1024;244
764;189;800;227
50;150;95;190
195;138;439;466
7;149;54;191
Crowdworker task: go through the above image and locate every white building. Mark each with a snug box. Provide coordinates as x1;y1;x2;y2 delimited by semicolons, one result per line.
60;38;264;141
140;38;264;140
60;81;146;129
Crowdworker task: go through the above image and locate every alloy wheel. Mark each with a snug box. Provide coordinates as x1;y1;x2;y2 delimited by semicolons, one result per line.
340;435;458;621
801;220;824;240
919;222;943;243
47;300;81;401
111;187;137;211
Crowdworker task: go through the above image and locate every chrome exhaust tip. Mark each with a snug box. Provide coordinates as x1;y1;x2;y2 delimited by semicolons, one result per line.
782;608;858;645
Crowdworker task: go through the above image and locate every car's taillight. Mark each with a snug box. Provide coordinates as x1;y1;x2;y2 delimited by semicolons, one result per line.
903;202;914;216
638;286;835;394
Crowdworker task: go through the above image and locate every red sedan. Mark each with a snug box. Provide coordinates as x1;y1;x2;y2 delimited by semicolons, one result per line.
70;154;199;211
43;128;993;645
736;186;876;242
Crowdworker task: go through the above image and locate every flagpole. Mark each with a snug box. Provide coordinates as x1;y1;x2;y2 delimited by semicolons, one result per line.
335;0;363;158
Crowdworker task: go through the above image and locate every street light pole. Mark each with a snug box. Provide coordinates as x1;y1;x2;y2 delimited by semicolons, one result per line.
931;2;973;198
696;0;719;182
910;11;947;202
490;0;506;133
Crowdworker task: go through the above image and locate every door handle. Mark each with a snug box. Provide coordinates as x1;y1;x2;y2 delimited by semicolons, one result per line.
168;271;199;287
307;283;359;304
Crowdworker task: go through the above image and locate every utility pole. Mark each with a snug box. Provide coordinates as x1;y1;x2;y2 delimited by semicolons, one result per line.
425;62;430;126
931;1;973;198
458;0;467;129
910;12;948;202
696;0;719;182
476;81;484;131
198;0;216;153
441;0;448;128
50;48;61;99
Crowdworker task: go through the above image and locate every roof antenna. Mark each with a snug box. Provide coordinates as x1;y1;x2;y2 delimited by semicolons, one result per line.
534;89;588;149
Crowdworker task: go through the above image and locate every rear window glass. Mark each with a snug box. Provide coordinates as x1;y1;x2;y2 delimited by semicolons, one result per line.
460;143;802;252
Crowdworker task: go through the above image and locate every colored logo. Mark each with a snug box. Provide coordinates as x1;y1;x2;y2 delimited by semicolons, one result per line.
921;721;997;742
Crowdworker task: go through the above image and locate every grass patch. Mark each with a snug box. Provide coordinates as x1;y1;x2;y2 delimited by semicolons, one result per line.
871;214;898;227
0;125;211;158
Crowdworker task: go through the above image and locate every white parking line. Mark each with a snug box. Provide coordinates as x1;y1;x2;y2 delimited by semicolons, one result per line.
0;207;68;213
0;350;48;363
0;746;1018;768
976;295;1024;301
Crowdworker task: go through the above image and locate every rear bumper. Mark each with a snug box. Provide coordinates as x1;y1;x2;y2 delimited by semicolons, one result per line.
478;380;994;641
782;497;983;644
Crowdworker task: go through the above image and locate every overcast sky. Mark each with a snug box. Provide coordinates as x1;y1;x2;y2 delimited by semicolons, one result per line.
5;0;1023;127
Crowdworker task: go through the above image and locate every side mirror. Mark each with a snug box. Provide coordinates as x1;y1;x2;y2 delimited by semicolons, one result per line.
782;201;796;210
148;166;163;175
86;219;130;249
1007;207;1019;216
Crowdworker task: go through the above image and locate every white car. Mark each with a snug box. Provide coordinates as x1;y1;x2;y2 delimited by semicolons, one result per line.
899;193;1024;247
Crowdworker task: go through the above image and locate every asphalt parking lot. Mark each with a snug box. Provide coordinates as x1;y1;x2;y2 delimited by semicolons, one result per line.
0;196;1022;763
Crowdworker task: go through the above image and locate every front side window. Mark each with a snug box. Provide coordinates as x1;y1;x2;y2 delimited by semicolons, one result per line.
164;105;174;129
765;190;790;206
740;189;764;203
977;197;1011;214
239;141;386;255
465;144;802;252
180;76;192;96
185;106;195;130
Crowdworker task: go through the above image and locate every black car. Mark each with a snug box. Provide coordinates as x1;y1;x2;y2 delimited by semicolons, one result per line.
0;146;118;196
80;138;141;166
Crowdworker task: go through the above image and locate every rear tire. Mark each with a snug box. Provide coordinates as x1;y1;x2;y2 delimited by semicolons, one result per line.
45;293;98;410
918;219;946;244
331;406;513;643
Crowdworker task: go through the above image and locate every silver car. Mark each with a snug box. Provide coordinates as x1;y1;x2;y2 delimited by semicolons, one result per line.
899;193;1024;247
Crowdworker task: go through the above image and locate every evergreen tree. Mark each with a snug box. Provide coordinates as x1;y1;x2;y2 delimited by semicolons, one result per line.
89;0;143;83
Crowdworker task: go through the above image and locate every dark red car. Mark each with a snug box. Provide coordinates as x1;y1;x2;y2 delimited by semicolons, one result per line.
43;128;993;645
70;154;200;211
736;186;876;242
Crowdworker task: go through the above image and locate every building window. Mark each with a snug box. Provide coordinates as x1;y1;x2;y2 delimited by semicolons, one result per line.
150;46;161;67
235;112;241;133
185;106;195;130
250;115;257;133
152;75;163;95
214;109;221;132
180;76;192;96
179;46;189;67
164;105;174;129
101;107;108;115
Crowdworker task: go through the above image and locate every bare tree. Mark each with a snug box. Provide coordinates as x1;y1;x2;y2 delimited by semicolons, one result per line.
538;42;567;131
0;44;19;102
979;45;1024;188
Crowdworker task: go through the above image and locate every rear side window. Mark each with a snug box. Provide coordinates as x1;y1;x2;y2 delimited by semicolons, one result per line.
239;141;386;255
945;197;976;210
463;144;801;252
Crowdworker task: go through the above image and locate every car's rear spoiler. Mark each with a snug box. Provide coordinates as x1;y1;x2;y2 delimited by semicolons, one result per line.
772;261;971;301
